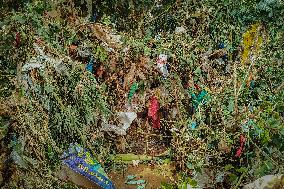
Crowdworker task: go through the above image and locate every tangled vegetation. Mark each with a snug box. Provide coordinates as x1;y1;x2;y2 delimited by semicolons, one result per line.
0;0;283;188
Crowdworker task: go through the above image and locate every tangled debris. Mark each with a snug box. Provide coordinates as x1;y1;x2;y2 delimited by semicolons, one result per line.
0;0;283;188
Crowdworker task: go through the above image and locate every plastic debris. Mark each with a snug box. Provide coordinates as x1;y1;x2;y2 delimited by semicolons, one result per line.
101;123;127;135
191;90;209;109
125;174;146;188
155;34;161;40
148;96;160;129
157;54;167;64
137;185;146;189
127;175;136;180
243;175;284;189
22;43;68;97
194;83;200;91
216;42;228;61
249;80;255;90
190;122;197;129
77;46;92;58
156;54;169;78
92;24;122;50
148;97;159;118
132;160;140;167
171;107;178;118
170;127;179;133
128;82;139;100
22;63;45;72
215;171;225;183
175;26;186;34
29;44;67;74
123;47;130;53
92;11;98;22
86;57;94;73
127;180;146;185
218;42;225;49
62;143;115;189
78;49;92;58
118;112;137;131
235;134;246;157
101;42;115;52
101;112;137;135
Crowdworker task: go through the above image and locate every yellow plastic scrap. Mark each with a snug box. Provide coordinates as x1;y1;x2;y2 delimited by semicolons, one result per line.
241;23;263;65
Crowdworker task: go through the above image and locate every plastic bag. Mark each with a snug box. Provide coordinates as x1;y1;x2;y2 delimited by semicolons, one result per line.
118;112;137;131
101;112;137;135
243;175;284;189
62;143;115;189
156;54;169;78
148;96;160;129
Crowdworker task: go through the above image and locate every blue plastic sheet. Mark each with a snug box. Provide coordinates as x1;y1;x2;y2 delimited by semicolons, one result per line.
86;57;94;73
62;143;115;189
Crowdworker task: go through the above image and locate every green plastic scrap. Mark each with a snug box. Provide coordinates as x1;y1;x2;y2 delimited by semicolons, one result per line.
128;82;139;100
137;184;146;189
126;179;146;185
191;90;209;109
127;175;136;180
126;174;147;188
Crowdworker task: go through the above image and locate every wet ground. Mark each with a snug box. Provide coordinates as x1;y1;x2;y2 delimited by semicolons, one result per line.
109;163;175;189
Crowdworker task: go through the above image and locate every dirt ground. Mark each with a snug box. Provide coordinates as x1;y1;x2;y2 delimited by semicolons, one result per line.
58;163;175;189
109;163;176;189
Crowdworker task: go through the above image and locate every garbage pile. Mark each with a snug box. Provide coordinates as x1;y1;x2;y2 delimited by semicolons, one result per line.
1;1;283;189
10;17;283;189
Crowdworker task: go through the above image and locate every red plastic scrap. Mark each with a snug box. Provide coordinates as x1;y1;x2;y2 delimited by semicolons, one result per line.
148;96;159;117
240;135;246;144
235;134;246;157
194;83;200;91
148;96;161;129
235;146;243;157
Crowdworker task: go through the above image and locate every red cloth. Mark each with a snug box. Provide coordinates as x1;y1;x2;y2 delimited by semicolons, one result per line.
148;96;160;129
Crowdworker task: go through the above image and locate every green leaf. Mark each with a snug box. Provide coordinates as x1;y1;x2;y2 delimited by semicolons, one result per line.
236;167;248;173
228;173;238;182
13;15;26;24
187;177;197;187
193;66;202;76
44;84;54;93
161;182;175;189
228;98;234;112
254;161;274;177
224;164;234;171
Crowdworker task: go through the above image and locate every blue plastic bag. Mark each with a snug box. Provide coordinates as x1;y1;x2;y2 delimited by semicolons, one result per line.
62;143;115;189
